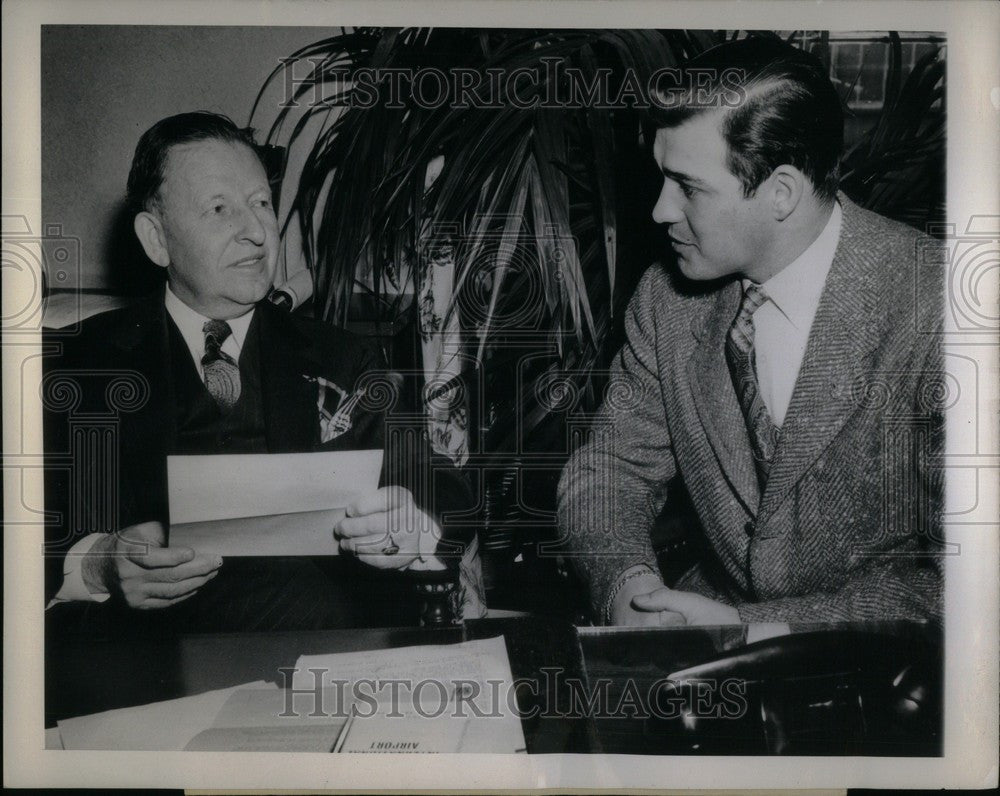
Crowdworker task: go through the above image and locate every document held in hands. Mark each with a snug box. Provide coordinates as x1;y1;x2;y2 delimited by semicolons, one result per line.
167;450;383;557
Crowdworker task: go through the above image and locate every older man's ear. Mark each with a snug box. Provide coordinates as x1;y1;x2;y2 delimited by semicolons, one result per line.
134;210;171;269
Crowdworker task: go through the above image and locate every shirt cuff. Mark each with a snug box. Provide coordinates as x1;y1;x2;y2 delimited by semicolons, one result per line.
46;533;112;607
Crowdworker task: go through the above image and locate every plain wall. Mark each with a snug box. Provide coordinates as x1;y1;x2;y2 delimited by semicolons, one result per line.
41;25;332;291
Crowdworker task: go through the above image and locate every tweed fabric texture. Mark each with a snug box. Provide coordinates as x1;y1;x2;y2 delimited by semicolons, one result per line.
557;196;944;624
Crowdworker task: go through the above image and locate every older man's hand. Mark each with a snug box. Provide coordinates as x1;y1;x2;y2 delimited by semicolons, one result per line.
82;521;222;609
334;486;442;571
631;587;741;626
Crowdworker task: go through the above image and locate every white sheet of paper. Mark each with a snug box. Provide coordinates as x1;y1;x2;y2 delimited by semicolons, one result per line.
166;450;382;556
183;724;347;753
167;450;383;524
56;681;274;751
170;508;344;557
339;708;470;754
183;687;352;752
293;636;526;754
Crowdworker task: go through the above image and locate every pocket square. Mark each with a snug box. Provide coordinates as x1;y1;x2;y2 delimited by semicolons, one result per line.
304;375;368;444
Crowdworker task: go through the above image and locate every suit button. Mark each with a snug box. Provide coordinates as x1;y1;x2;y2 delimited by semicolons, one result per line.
744;521;756;537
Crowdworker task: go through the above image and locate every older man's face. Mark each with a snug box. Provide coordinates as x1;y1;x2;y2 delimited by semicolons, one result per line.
154;139;278;319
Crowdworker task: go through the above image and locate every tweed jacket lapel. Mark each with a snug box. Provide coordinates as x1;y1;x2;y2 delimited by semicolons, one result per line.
686;279;761;516
758;196;884;526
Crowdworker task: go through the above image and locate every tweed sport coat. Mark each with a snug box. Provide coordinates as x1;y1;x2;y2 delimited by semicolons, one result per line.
558;196;944;624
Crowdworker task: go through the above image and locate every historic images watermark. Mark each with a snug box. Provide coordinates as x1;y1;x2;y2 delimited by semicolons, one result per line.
278;666;750;721
280;59;749;112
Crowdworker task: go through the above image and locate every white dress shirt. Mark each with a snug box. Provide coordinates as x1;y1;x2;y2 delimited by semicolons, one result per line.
49;288;256;604
744;202;842;427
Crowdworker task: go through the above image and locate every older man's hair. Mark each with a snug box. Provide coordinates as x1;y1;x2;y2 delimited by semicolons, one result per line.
126;111;262;213
652;37;844;202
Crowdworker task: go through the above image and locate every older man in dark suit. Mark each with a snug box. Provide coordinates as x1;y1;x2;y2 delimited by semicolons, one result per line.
44;112;469;632
558;39;944;626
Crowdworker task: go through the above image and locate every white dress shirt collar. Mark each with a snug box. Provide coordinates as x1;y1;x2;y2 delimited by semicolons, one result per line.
163;285;254;369
747;201;843;329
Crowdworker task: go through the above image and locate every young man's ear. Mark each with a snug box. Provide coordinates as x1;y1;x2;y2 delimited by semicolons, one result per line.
133;211;170;269
768;165;806;222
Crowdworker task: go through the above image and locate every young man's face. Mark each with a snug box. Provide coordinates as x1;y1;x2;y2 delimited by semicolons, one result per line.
153;139;278;319
651;112;771;282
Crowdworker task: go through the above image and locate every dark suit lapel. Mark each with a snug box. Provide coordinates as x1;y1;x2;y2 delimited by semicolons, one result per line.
112;292;177;453
687;280;761;516
758;198;883;524
256;303;320;453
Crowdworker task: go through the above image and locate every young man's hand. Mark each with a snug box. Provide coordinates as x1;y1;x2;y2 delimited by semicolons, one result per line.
632;587;741;625
608;569;685;626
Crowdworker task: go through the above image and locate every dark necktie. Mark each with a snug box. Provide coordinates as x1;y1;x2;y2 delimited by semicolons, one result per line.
725;284;780;489
202;319;241;411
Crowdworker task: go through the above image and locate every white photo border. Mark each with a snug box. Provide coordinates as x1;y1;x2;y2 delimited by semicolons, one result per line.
3;0;998;790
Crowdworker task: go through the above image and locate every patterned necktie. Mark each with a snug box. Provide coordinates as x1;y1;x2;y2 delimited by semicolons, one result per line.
725;284;780;489
202;320;241;412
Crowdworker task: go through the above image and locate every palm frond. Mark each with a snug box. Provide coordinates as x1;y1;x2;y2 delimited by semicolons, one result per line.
254;27;946;460
840;34;945;231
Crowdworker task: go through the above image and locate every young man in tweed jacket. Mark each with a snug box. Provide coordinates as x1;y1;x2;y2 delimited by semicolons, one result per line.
558;38;944;626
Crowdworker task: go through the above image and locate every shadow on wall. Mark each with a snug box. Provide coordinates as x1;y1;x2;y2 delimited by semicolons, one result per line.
103;199;165;296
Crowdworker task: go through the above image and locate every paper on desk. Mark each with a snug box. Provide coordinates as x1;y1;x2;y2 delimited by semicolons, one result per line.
293;636;526;753
185;725;346;752
183;687;351;752
167;450;382;556
56;680;274;751
338;706;470;754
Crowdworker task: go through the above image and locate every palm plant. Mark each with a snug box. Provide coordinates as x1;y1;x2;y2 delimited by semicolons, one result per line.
251;28;726;452
839;32;946;231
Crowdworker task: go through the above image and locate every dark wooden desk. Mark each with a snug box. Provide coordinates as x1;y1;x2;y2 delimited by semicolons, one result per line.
46;617;941;755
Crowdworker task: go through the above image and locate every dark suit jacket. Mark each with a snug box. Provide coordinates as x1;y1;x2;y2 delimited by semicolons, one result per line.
558;196;944;624
43;291;470;602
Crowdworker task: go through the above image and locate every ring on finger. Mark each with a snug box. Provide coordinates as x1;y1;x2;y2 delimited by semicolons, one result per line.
381;533;399;557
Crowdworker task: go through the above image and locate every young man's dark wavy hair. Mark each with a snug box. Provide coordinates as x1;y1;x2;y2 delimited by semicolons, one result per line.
126;111;262;213
651;37;844;202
